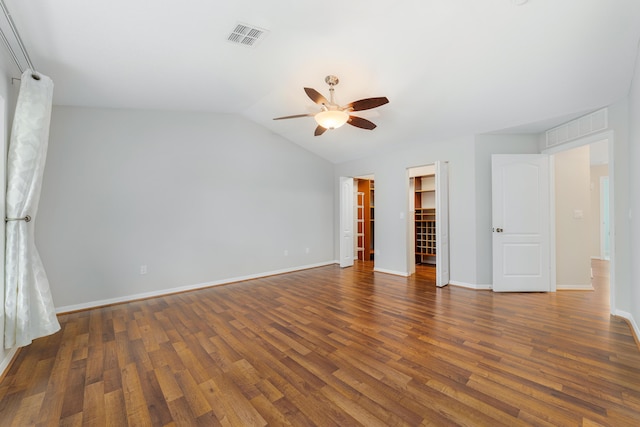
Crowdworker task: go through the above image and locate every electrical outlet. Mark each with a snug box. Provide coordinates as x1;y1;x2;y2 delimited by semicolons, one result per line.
284;250;288;256
305;247;310;254
140;265;147;275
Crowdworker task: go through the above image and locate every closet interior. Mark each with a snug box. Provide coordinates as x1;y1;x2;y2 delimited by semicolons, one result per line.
355;178;374;261
413;174;436;265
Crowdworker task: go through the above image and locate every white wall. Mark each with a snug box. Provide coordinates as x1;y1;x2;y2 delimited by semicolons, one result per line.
36;106;335;310
554;145;592;288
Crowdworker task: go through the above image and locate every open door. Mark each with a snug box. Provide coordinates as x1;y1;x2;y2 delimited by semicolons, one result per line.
339;177;354;268
492;154;551;292
408;174;416;275
435;161;450;287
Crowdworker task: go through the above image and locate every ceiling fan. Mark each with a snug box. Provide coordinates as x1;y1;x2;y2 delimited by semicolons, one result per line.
273;75;389;136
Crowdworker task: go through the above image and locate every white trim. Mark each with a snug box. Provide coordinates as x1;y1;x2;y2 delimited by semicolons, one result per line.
339;176;355;268
557;284;594;291
449;280;492;290
0;347;18;379
55;261;335;314
600;176;609;260
549;155;557;292
614;310;640;344
373;268;410;277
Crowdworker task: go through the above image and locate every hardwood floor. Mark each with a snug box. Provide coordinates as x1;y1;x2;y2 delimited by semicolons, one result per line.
1;259;640;426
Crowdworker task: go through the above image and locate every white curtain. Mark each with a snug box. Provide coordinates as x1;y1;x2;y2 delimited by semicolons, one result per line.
4;69;60;349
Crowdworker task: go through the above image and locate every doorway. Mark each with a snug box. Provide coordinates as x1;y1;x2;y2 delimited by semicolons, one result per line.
408;165;436;268
407;162;450;286
354;175;375;262
544;133;614;310
553;139;609;290
492;136;613;297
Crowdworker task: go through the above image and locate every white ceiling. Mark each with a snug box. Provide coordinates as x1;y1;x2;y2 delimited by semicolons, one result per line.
3;0;640;163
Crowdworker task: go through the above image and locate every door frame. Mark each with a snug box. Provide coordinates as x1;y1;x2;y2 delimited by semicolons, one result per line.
600;175;610;260
543;131;615;313
406;161;450;284
407;164;436;276
339;176;354;268
339;174;376;268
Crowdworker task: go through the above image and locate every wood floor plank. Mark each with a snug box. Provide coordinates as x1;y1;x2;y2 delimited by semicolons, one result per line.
82;381;105;427
10;391;45;427
173;369;212;418
120;362;152;426
104;390;128;427
139;367;175;426
2;260;640;426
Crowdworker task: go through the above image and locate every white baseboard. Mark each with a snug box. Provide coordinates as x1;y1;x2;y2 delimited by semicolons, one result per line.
556;283;594;290
614;310;640;344
373;268;410;277
449;280;492;290
0;347;19;379
55;261;335;314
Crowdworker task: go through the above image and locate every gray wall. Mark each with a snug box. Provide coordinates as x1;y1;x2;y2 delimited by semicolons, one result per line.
0;55;19;372
607;99;631;316
629;42;640;332
37;106;335;309
335;135;481;286
332;133;540;288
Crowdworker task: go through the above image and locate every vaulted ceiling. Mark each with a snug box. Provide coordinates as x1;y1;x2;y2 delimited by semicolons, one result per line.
3;0;640;163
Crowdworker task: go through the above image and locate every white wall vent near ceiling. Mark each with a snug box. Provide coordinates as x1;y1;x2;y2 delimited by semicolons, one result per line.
227;23;268;47
545;108;608;148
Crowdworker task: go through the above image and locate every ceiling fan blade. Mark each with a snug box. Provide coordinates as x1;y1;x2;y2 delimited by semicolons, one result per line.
314;125;328;136
304;87;329;105
345;96;389;112
273;113;314;120
347;115;377;130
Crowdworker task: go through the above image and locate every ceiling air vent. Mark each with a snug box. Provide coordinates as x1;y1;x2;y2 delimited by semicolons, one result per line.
227;23;268;48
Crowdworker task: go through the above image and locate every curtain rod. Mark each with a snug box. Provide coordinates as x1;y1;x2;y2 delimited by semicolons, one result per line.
0;0;37;77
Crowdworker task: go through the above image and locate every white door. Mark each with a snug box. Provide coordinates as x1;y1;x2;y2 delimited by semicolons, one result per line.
435;161;450;287
408;176;416;275
339;177;354;268
492;154;551;292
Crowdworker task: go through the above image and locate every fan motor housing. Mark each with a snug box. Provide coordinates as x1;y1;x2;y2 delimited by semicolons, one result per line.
325;75;339;86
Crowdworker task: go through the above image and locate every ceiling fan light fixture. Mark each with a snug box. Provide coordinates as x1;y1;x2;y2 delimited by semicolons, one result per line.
314;110;349;129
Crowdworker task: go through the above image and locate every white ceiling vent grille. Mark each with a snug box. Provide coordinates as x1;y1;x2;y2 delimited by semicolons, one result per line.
227;23;268;48
545;108;608;148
